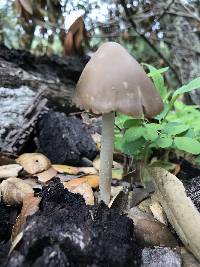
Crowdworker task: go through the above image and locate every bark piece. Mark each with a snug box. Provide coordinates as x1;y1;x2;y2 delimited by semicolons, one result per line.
150;167;200;261
0;86;47;154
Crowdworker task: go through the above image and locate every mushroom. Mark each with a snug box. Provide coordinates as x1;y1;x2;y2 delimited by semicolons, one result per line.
73;42;163;204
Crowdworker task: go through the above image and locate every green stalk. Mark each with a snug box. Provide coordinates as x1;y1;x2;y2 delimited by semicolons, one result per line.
162;95;179;123
99;112;115;204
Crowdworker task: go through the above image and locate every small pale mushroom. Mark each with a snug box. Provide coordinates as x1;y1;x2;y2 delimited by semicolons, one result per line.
73;42;163;204
16;153;51;174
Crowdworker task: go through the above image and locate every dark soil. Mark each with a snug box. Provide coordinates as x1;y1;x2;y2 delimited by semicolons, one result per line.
184;176;200;212
4;178;141;267
177;159;200;181
0;203;18;242
177;159;200;212
37;111;98;164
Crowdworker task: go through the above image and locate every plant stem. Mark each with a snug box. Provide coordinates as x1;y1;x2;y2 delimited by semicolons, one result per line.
99;112;115;204
162;95;179;123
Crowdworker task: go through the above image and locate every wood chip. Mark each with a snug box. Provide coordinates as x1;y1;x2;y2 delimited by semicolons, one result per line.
150;201;168;225
16;153;51;174
52;164;97;175
0;177;34;205
36;167;57;183
0;164;22;179
68;182;94;205
63;175;99;189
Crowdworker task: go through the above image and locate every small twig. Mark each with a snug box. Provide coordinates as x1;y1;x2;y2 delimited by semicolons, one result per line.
155;0;175;22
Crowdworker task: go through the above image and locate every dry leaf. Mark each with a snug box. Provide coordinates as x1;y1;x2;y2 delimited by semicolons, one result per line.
19;0;33;15
68;182;94;205
93;157;100;170
79;167;97;175
9;232;23;255
23;178;42;189
16;153;51;174
150;167;200;261
36;167;57;183
91;133;101;150
150;201;168;225
56;173;83;182
0;164;22;179
64;31;74;55
52;164;97;175
128;207;178;248
12;194;41;240
111;186;123;197
15;0;22;14
64;16;85;56
52;164;79;174
0;177;34;205
172;164;181;176
108;187;123;208
63;175;99;189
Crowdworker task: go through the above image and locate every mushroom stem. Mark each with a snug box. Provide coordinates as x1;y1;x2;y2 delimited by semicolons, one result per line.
99;111;115;204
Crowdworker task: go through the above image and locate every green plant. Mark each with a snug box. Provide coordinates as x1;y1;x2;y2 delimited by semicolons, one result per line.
115;65;200;181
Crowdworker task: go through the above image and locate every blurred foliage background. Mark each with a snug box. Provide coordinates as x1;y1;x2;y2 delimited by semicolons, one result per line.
0;0;200;94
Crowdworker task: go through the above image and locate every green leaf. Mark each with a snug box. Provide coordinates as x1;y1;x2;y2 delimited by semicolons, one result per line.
155;103;169;120
156;134;173;148
123;119;143;128
162;122;189;135
195;155;200;165
115;113;132;129
174;137;200;155
144;123;163;141
147;67;169;77
122;137;145;155
179;128;196;138
143;63;168;99
114;134;123;151
123;126;145;142
173;77;200;97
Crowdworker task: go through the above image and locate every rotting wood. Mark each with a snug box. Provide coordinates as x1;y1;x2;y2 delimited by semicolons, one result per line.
0;86;47;154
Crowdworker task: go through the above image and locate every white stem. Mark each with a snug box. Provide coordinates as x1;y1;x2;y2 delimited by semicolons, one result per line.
99;111;115;204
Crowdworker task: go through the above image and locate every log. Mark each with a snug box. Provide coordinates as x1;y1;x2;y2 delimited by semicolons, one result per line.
0;44;88;112
0;45;88;154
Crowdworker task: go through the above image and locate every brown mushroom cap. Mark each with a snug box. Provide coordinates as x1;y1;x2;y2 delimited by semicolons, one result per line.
73;42;163;118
